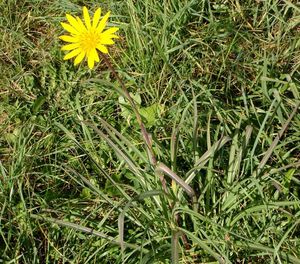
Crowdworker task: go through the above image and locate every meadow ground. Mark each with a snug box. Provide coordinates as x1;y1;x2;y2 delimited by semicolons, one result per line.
0;0;300;263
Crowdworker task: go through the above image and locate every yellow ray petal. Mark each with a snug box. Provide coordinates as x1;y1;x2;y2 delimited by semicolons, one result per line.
83;6;91;29
63;48;82;60
66;14;84;33
76;16;87;32
87;52;95;69
99;37;114;45
90;48;99;62
102;27;119;35
96;11;111;33
61;22;79;35
74;51;86;65
101;33;119;39
92;8;101;28
59;35;79;43
111;34;119;39
61;43;80;51
96;44;108;54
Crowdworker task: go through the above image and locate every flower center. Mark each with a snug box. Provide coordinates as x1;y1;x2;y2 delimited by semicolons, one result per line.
80;31;100;52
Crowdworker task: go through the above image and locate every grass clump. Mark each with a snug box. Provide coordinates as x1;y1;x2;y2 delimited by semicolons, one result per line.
0;0;299;263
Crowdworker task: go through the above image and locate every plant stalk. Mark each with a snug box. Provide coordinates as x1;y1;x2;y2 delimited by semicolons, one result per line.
101;54;167;191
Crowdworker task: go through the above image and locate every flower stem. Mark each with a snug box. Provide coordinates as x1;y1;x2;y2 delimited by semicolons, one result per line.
101;54;167;191
101;55;195;251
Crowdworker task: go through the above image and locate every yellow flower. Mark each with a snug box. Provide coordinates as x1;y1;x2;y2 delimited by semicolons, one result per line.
60;6;119;69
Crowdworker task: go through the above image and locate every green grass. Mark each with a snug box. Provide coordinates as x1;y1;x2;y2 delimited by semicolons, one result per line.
1;0;300;263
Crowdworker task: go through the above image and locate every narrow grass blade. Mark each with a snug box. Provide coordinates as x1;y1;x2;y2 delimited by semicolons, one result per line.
31;214;148;253
177;227;231;264
118;190;164;260
82;120;142;176
255;101;300;177
230;201;299;226
156;162;195;198
96;116;148;163
185;136;231;185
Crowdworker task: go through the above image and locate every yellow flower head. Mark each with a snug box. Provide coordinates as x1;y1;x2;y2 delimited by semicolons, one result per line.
60;6;119;69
